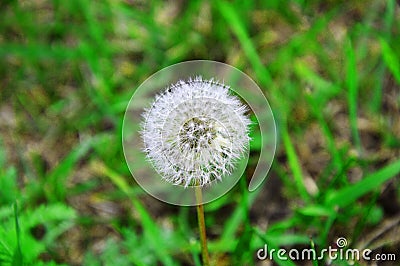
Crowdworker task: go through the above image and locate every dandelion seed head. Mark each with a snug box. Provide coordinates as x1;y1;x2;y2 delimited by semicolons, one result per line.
141;77;251;187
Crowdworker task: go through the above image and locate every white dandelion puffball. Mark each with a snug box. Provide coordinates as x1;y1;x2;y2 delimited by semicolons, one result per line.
123;60;276;205
141;77;251;187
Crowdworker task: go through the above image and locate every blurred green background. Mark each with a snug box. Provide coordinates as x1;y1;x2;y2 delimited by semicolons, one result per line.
1;0;400;265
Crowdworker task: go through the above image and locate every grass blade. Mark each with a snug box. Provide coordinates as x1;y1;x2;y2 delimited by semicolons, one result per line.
216;1;272;87
345;39;361;152
92;161;177;266
12;202;23;266
326;159;400;207
282;127;310;202
380;38;400;84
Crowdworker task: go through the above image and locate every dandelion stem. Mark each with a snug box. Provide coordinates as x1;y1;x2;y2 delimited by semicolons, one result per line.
195;186;210;266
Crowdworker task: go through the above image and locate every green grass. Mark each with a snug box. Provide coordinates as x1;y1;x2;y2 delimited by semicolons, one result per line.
1;0;400;265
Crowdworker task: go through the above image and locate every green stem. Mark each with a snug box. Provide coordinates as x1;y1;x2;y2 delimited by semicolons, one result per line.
195;186;210;266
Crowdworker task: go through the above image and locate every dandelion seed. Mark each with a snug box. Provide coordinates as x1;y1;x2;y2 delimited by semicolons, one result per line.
141;77;251;187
